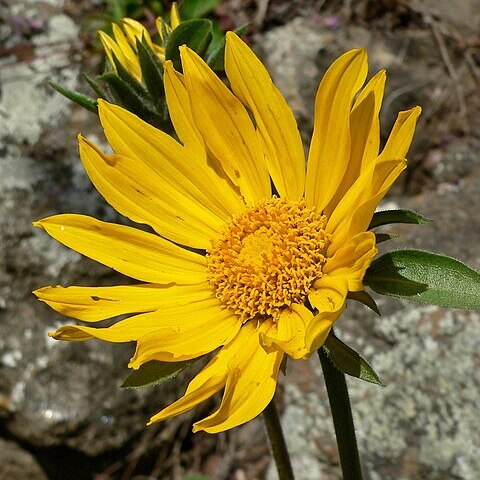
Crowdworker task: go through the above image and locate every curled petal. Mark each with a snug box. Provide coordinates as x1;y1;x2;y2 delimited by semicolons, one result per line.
309;276;349;312
323;231;378;291
260;304;311;359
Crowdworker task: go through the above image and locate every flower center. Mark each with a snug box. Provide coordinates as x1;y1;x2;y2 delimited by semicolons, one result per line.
207;197;330;322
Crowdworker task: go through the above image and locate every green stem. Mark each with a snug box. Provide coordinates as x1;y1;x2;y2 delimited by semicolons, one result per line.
318;347;363;480
263;398;295;480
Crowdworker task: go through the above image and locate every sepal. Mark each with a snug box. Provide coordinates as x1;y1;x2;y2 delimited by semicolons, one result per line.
166;19;213;71
347;290;381;315
369;209;430;229
83;73;110;100
121;359;193;389
136;36;165;100
49;82;97;113
375;232;398;244
323;333;384;386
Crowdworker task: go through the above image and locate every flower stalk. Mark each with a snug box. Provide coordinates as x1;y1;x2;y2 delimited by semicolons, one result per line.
263;399;295;480
318;346;363;480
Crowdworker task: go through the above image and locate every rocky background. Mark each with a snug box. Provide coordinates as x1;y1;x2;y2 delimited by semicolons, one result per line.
0;0;479;479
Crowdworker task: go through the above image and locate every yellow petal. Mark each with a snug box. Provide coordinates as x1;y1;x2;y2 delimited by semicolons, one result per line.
78;135;224;249
310;276;349;312
180;46;271;205
98;31;120;73
163;62;246;216
34;282;211;322
325;70;387;214
323;231;377;291
354;70;387;172
346;161;406;242
154;45;165;62
329;105;421;243
98;100;242;221
147;373;226;426
34;214;206;284
225;32;305;200
305;49;368;213
170;2;181;29
193;321;284;433
111;23;142;80
261;304;311;359
304;308;343;353
326;158;405;251
378;106;422;162
122;18;154;50
164;61;204;155
51;297;240;361
128;301;241;364
148;330;241;425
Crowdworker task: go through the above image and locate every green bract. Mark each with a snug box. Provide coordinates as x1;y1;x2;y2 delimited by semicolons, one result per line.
323;334;384;386
122;359;193;389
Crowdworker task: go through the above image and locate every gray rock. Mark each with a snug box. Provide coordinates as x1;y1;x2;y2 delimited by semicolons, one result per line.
0;438;48;480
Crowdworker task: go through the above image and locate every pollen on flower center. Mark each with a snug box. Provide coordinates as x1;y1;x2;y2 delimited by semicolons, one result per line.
207;197;330;322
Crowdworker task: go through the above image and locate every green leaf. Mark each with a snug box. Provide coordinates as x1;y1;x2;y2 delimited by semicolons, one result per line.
83;73;110;100
111;52;150;99
375;232;398;244
166;19;213;71
49;82;97;113
364;249;480;310
179;0;222;20
136;37;165;100
121;359;192;388
369;209;430;229
347;290;381;315
323;334;384;386
99;73;155;114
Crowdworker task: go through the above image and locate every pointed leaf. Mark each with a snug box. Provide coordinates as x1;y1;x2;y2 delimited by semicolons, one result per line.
136;37;165;101
111;52;150;99
347;290;381;315
166;19;213;71
364;249;480;310
369;209;430;229
49;82;97;113
323;334;384;386
375;232;398;244
121;359;192;388
83;73;110;100
98;73;156;115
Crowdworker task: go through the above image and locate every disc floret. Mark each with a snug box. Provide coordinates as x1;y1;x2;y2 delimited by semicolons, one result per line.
207;197;330;322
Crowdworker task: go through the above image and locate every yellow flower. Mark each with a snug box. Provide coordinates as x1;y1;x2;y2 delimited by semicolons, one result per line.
98;2;181;82
34;32;421;433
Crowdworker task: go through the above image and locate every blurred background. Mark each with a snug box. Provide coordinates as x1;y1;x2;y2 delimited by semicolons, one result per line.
0;0;479;478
